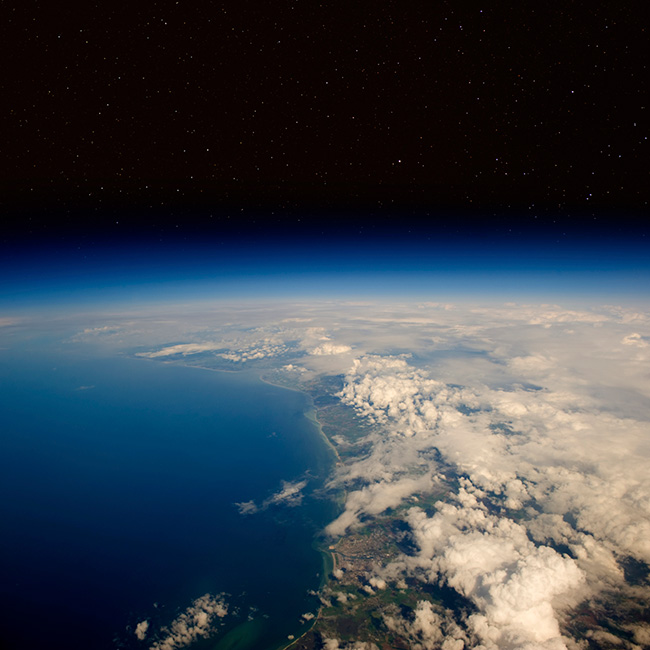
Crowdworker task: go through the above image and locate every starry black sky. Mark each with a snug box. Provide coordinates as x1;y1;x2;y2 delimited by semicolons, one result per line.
2;1;648;248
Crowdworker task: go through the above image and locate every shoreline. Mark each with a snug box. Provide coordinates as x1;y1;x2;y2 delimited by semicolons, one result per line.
258;372;343;468
281;535;344;650
257;373;308;394
302;407;343;466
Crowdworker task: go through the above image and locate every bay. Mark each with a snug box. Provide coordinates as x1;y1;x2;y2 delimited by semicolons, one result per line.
0;342;336;650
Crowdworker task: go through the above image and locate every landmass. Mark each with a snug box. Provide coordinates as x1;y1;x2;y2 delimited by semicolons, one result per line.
273;370;650;650
270;371;469;650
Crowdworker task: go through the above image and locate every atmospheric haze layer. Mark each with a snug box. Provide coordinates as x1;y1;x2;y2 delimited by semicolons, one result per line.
2;291;650;650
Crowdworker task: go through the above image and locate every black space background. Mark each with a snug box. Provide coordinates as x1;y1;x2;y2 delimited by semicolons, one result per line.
1;1;647;247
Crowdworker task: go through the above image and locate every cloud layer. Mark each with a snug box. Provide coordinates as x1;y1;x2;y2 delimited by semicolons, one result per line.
320;302;650;647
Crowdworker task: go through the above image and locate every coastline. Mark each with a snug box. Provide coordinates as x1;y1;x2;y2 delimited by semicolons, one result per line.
302;407;343;466
280;535;344;650
257;373;308;394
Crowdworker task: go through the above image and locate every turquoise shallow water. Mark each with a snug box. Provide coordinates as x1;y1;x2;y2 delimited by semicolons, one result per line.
0;340;336;650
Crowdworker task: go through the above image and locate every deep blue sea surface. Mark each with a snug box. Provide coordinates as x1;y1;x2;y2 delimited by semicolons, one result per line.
0;337;336;650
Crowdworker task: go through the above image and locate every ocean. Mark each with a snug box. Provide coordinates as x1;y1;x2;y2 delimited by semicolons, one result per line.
0;338;337;650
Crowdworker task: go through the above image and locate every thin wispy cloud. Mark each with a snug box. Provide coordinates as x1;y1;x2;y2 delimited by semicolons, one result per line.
235;479;309;516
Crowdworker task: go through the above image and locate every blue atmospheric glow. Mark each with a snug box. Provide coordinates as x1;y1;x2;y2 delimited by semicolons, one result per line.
1;220;649;310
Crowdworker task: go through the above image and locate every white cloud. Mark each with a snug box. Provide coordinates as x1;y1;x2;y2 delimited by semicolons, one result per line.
326;475;433;536
283;364;307;372
310;342;352;356
324;301;650;646
383;600;466;650
235;479;308;515
135;620;149;641
508;354;557;374
138;339;290;362
404;501;585;649
149;593;228;650
234;500;258;515
264;479;308;507
526;308;609;326
622;332;649;347
336;347;650;562
82;325;121;334
628;623;650;645
138;342;223;358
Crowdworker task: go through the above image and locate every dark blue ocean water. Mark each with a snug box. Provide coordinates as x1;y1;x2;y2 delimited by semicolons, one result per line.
0;338;336;650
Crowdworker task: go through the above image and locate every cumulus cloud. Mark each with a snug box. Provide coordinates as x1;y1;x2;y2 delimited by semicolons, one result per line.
283;363;307;372
135;620;149;641
149;593;228;650
629;623;650;645
383;600;466;650
310;342;352;356
404;500;585;649
336;349;650;562
324;302;650;647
